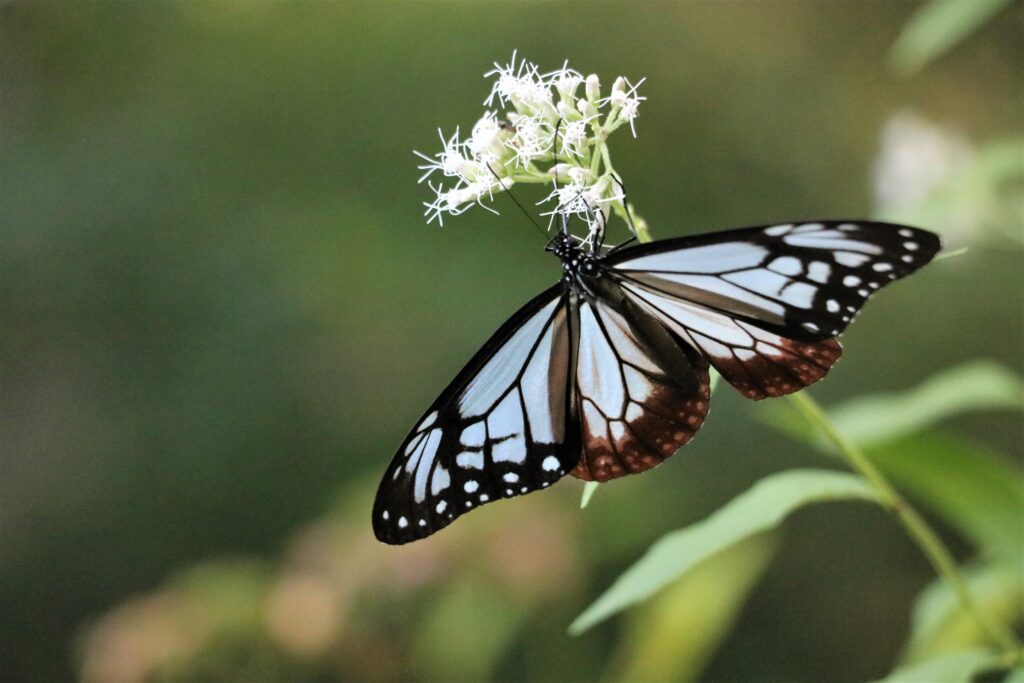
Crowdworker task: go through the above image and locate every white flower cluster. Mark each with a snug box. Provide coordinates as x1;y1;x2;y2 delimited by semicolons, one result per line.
415;52;645;243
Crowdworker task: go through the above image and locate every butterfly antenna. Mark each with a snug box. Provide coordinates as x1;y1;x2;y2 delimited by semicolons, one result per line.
485;162;548;239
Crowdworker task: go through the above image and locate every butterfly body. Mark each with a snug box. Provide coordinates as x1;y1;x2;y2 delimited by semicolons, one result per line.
374;221;940;544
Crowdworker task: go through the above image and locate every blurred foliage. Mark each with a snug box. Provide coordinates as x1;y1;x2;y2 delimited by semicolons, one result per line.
765;361;1024;449
2;1;1022;682
762;361;1024;562
570;470;879;634
888;0;1017;75
606;535;778;683
874;648;1004;683
902;564;1023;663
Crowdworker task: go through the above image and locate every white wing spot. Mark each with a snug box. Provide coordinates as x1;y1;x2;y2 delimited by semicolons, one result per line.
435;500;447;514
382;511;389;521
807;261;831;284
904;241;918;251
456;451;484;469
802;322;820;333
505;488;514;496
464;480;479;493
417;410;439;431
792;222;824;233
418;519;427;527
479;494;489;502
769;256;802;276
764;223;795;236
902;254;914;263
460;422;486;448
899;229;914;238
826;299;840;313
835;251;870;267
542;455;560;472
431;466;451;495
872;262;893;272
503;472;520;483
858;288;869;297
522;486;530;492
398;516;408;529
843;275;861;287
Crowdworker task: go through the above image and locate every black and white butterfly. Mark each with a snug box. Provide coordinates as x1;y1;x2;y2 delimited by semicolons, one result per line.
374;221;940;544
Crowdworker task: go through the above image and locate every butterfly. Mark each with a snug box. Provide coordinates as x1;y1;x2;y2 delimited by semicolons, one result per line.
373;221;940;544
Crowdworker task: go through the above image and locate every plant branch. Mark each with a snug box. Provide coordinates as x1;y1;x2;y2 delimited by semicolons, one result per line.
787;390;1020;656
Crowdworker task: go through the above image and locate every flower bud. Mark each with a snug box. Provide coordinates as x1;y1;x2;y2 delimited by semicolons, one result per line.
585;74;600;103
577;98;599;120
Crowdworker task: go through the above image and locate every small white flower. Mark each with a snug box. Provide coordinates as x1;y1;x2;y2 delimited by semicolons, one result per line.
484;51;553;116
506;115;553;167
467;111;506;163
559;118;593;158
601;77;646;137
413;128;466;183
546;61;584;101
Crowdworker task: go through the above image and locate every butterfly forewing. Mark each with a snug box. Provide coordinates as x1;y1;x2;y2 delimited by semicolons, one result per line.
610;221;940;342
608;221;939;398
373;285;580;544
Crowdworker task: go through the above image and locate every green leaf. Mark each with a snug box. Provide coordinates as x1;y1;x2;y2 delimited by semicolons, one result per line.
889;0;1014;76
759;362;1024;559
866;434;1024;562
903;564;1024;663
606;535;778;683
766;361;1024;449
874;648;1002;683
568;469;879;634
1005;666;1024;683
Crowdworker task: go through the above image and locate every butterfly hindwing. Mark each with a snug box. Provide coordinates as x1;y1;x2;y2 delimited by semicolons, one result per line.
373;285;580;544
572;290;711;482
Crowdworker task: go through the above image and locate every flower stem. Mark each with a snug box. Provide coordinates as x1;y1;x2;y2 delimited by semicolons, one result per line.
787;390;1020;655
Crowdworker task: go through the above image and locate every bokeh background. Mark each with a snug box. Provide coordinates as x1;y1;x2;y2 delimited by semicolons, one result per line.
2;2;1021;682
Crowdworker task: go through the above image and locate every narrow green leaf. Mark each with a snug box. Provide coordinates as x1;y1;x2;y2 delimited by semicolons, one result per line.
568;469;879;634
762;362;1024;449
866;434;1024;562
935;246;969;261
903;564;1024;663
874;648;1001;683
829;361;1023;449
889;0;1014;76
759;363;1024;558
607;535;778;683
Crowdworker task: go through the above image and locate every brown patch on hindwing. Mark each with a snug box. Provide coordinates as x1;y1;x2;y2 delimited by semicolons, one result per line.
712;328;843;400
571;361;711;482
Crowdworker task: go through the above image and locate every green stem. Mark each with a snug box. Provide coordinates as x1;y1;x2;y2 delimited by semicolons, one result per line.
787;390;1020;655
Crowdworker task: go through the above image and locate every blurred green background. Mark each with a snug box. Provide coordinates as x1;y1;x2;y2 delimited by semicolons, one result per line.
2;2;1021;682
